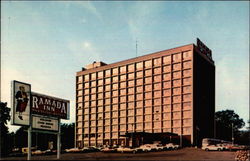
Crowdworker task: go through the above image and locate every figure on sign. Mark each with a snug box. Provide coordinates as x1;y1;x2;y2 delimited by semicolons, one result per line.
15;86;29;120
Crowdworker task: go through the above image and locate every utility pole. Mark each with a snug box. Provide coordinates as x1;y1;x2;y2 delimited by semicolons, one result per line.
232;123;234;146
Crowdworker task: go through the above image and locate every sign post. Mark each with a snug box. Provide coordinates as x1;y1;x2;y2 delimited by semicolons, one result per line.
11;80;70;160
27;127;32;160
57;119;61;159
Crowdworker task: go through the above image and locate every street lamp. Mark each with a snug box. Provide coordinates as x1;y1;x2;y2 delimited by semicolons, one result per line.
232;123;234;146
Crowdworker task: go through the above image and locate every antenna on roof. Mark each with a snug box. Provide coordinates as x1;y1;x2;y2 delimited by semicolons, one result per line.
136;38;138;57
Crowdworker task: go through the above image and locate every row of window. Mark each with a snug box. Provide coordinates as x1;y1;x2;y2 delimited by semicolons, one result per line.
76;126;192;139
79;117;192;128
77;110;192;122
77;52;192;82
77;70;192;90
78;87;191;103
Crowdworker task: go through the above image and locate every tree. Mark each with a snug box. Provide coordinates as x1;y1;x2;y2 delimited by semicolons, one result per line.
0;102;11;157
61;123;75;149
215;109;245;142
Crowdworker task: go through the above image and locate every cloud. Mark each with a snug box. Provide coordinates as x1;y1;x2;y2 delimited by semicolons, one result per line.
75;1;102;21
68;40;102;65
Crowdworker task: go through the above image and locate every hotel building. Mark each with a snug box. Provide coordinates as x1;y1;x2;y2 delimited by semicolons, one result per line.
76;39;215;148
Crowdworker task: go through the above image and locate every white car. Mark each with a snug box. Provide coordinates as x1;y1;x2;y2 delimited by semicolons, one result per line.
65;148;81;153
138;144;153;152
164;143;180;150
202;144;224;151
117;147;137;153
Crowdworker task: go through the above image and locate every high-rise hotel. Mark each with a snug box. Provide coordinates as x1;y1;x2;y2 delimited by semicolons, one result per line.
76;39;215;148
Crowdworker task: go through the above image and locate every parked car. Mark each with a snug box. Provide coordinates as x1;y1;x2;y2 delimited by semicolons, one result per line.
101;147;117;153
138;144;153;152
31;150;44;155
81;147;99;153
164;143;180;150
228;144;245;151
65;148;81;153
202;144;224;151
117;147;137;153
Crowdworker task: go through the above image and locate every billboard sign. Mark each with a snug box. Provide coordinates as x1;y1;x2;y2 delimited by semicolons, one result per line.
197;38;212;59
11;81;31;126
31;92;70;119
32;115;59;131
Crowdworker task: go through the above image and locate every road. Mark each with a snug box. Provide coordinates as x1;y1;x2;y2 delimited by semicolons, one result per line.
2;147;236;160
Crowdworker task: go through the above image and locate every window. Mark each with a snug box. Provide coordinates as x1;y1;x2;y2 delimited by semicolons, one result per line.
183;61;191;69
183;86;191;93
120;89;126;95
84;74;89;81
145;100;152;106
97;79;103;86
105;78;111;84
145;85;152;92
128;64;134;72
183;77;191;85
120;110;126;116
120;96;126;103
154;75;161;82
128;95;134;102
173;63;181;71
104;91;110;98
112;97;118;103
136;93;143;100
145;69;152;76
173;95;181;103
145;77;152;84
120;74;126;81
105;70;111;77
183;94;191;101
105;85;111;91
163;105;171;112
120;82;126;88
183;69;191;77
145;60;152;68
120;66;126;73
163;55;171;63
145;107;151;114
154;67;161;74
128;87;134;94
105;106;110;111
163;89;171;96
136;79;143;86
173;87;181;95
91;73;96;80
183;51;191;59
120;103;126;110
154;98;161;105
97;71;103;78
136;62;143;70
112;90;118;97
173;71;181;79
128;73;135;80
136;101;143;107
173;53;181;62
163;81;171;88
112;83;118;90
163;97;171;104
136;71;143;78
153;83;161;90
78;76;83;83
153;90;161;98
97;86;103;93
112;68;118;75
163;73;171;81
145;92;152;99
153;58;161;66
128;80;134;87
173;79;181;87
136;86;143;93
183;102;191;110
113;76;118;83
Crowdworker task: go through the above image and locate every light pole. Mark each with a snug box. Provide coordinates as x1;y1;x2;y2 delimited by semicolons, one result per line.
232;123;234;146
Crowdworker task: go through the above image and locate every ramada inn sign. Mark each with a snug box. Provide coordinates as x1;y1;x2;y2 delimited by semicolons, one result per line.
32;92;69;119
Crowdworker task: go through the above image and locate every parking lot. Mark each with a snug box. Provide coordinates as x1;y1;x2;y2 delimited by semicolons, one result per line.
3;147;236;160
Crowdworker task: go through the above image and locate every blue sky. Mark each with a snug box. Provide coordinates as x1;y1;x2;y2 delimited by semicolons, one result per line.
1;1;249;132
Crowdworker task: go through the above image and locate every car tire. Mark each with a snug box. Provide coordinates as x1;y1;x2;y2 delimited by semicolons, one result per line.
218;148;221;151
205;148;209;151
